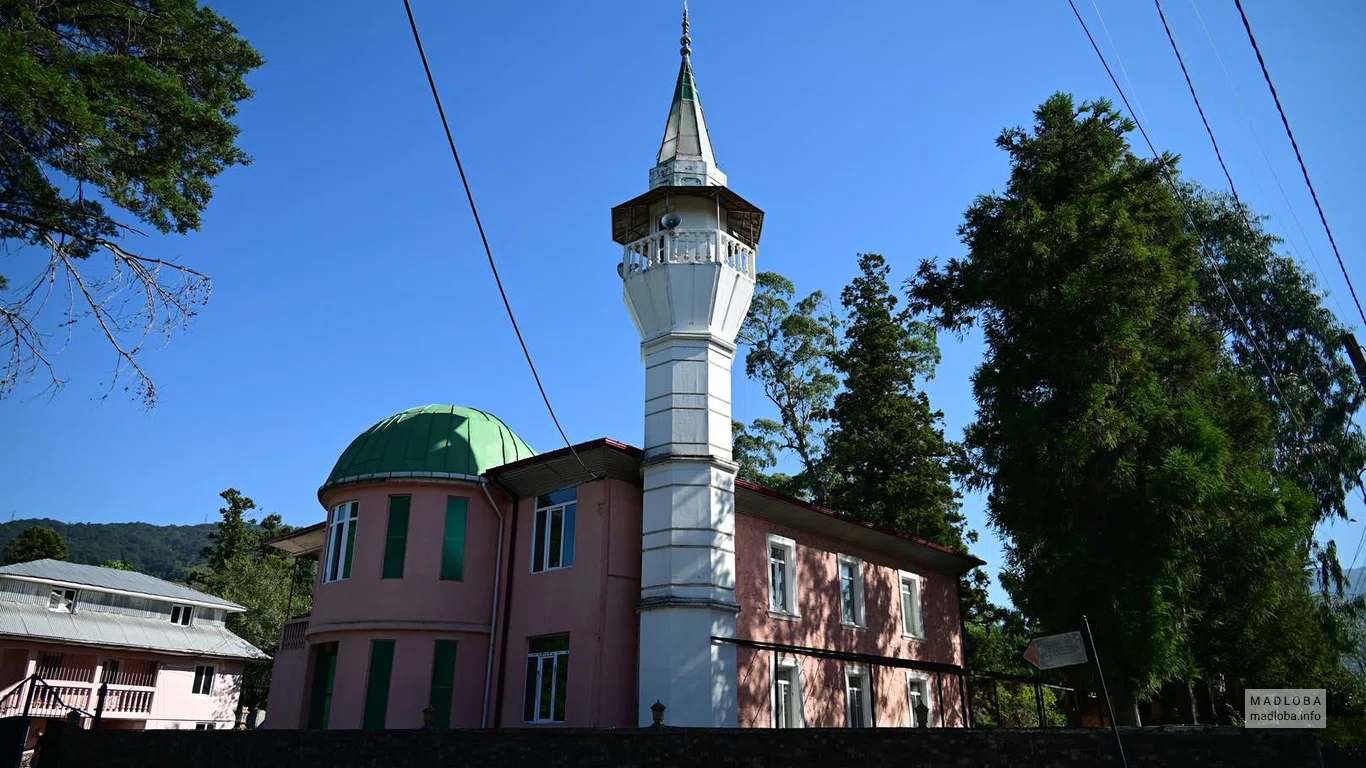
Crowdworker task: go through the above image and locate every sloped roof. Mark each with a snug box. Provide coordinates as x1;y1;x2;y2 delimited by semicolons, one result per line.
0;601;267;661
0;559;242;611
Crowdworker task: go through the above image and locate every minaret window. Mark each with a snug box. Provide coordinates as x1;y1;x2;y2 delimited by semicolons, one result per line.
531;489;577;574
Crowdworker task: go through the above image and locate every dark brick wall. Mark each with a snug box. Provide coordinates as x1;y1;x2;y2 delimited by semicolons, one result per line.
38;726;1323;768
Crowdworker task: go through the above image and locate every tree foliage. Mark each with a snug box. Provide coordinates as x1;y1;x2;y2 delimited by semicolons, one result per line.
189;488;313;712
0;0;263;405
0;524;67;564
734;272;840;501
100;558;135;570
0;517;212;580
825;253;966;549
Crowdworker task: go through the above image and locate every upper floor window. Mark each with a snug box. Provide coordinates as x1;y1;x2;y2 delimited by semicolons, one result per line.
323;501;359;583
47;587;77;613
838;555;865;628
524;635;569;723
381;496;410;580
845;665;872;728
171;604;194;626
767;534;798;616
532;489;576;574
900;571;924;638
192;664;216;696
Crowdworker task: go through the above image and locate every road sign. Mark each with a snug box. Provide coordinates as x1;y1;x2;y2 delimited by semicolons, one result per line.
1023;630;1089;671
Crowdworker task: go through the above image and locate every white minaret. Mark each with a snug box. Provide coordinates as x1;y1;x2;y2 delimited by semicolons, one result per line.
612;6;764;728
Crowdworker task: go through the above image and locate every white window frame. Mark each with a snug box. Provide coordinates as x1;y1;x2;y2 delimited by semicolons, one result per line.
195;723;215;731
844;664;873;728
323;501;359;584
524;642;569;723
47;587;77;613
906;672;933;727
837;554;865;628
766;534;799;618
170;604;194;627
192;664;216;696
769;655;804;728
899;570;924;638
530;493;577;574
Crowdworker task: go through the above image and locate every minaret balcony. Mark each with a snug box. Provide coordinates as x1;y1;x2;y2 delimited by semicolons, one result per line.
621;229;756;281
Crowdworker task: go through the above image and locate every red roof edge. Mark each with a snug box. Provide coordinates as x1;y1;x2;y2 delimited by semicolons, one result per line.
484;437;642;475
735;478;987;569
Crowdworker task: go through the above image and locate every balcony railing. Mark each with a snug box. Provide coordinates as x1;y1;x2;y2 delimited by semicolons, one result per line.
100;686;154;715
0;677;154;719
621;229;756;281
280;614;309;651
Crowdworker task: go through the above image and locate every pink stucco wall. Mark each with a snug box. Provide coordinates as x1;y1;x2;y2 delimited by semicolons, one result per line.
495;477;641;728
733;513;966;728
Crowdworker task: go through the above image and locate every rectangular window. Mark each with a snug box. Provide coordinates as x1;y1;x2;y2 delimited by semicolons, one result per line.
773;661;802;728
767;535;798;615
170;604;194;626
907;676;931;727
192;664;215;696
306;643;339;729
382;496;411;579
101;659;121;685
47;588;77;613
429;640;458;729
531;489;576;574
523;635;569;723
362;640;395;730
441;497;468;581
838;555;865;627
900;572;924;637
195;723;215;731
845;666;872;728
323;501;359;583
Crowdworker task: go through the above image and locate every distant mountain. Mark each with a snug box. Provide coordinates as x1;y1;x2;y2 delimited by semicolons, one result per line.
1346;567;1366;599
0;518;214;582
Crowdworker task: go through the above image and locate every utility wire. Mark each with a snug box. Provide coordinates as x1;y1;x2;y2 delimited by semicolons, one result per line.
1065;0;1302;433
1232;0;1366;331
1186;0;1347;328
401;1;596;480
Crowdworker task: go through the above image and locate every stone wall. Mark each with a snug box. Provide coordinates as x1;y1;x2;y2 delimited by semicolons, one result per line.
35;726;1326;768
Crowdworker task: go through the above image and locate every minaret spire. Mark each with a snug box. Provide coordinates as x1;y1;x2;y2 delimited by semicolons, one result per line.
650;2;725;188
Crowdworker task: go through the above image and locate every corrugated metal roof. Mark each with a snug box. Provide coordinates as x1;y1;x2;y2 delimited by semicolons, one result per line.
0;601;268;660
0;560;242;610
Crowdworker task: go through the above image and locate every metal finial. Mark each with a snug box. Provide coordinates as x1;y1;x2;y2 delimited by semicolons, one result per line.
680;2;691;58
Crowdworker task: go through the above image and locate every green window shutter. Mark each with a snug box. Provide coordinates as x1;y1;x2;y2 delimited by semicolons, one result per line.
307;643;338;729
441;497;468;581
382;497;410;579
362;640;395;730
429;640;458;728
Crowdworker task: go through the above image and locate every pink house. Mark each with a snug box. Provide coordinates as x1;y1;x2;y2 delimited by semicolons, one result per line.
0;559;266;737
264;9;983;732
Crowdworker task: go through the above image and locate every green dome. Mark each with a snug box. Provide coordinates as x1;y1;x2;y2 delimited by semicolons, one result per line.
322;405;536;490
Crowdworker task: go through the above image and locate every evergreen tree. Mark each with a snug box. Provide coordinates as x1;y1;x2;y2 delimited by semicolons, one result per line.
910;94;1245;718
0;525;67;565
100;558;135;571
825;253;965;549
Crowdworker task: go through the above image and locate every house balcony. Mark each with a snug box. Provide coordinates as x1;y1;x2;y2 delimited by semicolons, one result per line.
0;657;156;720
621;229;756;280
279;615;309;652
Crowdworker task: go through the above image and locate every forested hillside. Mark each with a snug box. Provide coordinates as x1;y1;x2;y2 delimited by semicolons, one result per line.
0;518;213;582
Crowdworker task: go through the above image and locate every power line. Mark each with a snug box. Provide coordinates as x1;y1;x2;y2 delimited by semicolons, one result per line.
1231;0;1366;331
1064;0;1301;433
401;1;595;480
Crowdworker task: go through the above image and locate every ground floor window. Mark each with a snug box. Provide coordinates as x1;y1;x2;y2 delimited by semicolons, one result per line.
306;642;339;729
773;659;802;728
523;635;569;723
845;665;873;728
195;723;215;731
907;674;932;727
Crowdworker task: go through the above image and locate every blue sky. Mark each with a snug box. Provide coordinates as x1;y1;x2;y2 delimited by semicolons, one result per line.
2;1;1363;605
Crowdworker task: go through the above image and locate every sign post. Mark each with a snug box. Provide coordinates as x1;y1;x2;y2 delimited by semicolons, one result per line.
1022;622;1128;768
